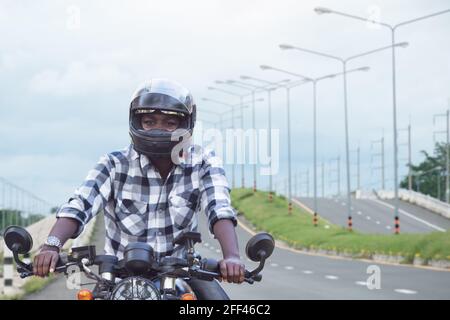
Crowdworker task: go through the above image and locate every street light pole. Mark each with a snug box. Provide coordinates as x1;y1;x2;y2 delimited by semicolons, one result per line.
280;42;407;232
240;76;290;201
433;110;450;203
322;161;325;198
233;76;307;214
217;81;259;193
371;135;386;190
207;87;242;189
313;5;450;234
262;64;369;227
442;110;450;203
202;96;260;188
357;146;360;190
286;86;293;213
408;123;412;191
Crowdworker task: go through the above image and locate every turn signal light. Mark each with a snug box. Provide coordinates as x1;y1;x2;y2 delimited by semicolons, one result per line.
77;289;94;300
180;293;196;300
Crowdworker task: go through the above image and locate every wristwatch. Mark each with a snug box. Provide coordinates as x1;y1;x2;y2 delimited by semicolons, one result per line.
44;236;62;249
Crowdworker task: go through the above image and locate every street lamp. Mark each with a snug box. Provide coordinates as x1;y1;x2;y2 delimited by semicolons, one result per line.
216;80;261;193
202;97;260;188
239;76;290;202
257;67;311;215
312;6;450;234
433;110;450;203
260;64;369;228
227;78;290;198
207;86;242;189
279;42;407;231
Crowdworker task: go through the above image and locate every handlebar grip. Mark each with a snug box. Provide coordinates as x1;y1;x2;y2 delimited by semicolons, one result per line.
201;258;220;273
57;252;69;267
24;252;69;275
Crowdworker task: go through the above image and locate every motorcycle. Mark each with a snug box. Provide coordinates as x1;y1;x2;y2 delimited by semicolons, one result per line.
3;226;274;300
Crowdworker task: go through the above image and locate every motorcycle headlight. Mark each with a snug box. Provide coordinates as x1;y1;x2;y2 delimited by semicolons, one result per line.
110;276;161;300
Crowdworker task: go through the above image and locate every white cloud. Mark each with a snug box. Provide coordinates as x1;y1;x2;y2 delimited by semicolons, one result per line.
0;0;449;201
28;61;134;96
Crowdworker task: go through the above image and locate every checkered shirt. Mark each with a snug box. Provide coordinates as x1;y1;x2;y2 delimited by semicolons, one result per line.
56;144;237;260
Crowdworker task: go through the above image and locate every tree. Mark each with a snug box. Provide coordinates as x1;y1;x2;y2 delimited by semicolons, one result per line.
400;142;448;200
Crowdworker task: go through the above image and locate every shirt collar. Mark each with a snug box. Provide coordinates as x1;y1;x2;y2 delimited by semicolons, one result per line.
129;144;203;170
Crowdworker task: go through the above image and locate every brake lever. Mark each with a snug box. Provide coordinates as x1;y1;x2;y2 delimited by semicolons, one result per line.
244;270;262;284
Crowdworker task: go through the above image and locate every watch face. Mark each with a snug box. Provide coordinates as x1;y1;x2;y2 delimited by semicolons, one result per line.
47;236;61;247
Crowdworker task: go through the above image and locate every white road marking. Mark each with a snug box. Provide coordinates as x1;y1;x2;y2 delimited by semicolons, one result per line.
371;199;445;232
395;289;417;295
302;270;314;274
285;266;294;270
366;216;371;220
270;263;279;267
215;249;221;253
341;202;346;206
204;243;209;247
325;275;339;280
386;226;392;230
355;281;367;286
376;221;380;225
357;211;362;215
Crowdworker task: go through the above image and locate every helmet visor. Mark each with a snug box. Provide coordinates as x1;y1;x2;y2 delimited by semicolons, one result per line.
131;109;188;131
130;92;190;115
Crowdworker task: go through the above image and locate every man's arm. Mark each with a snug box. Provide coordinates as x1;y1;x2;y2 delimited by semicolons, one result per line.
33;217;81;277
34;154;114;277
213;219;245;284
199;148;244;283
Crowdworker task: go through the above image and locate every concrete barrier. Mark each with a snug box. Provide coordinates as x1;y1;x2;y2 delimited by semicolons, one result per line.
376;189;450;219
0;215;98;296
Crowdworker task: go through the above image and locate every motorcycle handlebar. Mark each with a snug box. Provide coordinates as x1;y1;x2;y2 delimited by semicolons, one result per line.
200;258;262;283
18;252;72;278
19;253;263;284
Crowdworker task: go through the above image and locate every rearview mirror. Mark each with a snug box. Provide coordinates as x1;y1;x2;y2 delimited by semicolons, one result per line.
245;232;274;262
4;225;33;254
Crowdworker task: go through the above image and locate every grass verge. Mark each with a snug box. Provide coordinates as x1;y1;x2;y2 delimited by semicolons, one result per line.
231;188;450;264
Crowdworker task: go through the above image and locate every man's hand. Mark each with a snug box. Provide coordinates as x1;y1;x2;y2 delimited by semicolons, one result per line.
218;255;245;284
33;245;60;277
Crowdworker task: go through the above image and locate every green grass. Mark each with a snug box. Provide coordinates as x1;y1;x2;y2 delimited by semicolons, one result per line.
231;188;450;263
21;274;57;295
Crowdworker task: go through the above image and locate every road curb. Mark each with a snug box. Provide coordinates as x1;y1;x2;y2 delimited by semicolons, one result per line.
236;213;450;272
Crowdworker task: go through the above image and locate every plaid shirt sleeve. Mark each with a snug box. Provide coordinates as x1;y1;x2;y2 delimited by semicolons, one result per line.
56;154;115;238
199;149;238;236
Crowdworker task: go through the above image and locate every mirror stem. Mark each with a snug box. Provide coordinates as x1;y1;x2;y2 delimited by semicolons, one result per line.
12;248;33;272
249;251;267;277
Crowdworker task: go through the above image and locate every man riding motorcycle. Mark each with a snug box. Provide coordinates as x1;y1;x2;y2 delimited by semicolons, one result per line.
33;78;244;299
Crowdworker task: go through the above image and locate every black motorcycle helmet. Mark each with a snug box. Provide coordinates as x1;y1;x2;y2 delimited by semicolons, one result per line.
129;79;196;157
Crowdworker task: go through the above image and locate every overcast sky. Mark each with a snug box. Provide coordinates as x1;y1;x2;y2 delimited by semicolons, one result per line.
0;0;449;207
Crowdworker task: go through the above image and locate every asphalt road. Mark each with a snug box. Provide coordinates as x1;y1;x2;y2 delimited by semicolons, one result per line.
24;211;450;300
294;196;450;234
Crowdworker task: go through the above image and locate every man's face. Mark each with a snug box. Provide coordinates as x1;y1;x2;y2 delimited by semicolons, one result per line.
140;113;181;132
